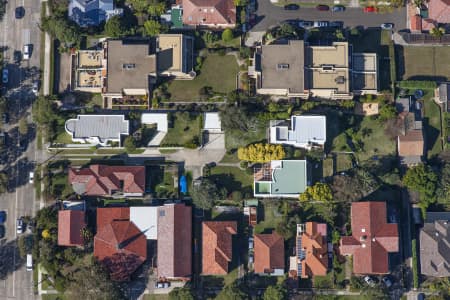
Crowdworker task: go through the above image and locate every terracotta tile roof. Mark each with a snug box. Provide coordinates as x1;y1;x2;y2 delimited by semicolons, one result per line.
58;210;86;246
254;232;284;274
410;15;423;31
202;221;237;275
68;165;146;196
157;203;192;279
299;222;328;278
97;207;130;230
426;0;450;27
182;0;236;27
339;202;399;274
398;130;424;157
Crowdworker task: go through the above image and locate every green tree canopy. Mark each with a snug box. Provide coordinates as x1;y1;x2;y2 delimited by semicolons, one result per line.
378;103;397;121
221;28;234;42
403;164;438;209
430;26;445;38
124;136;137;153
143;19;162;36
300;182;333;202
128;0;149;15
104;15;126;37
237;143;285;163
41;16;81;48
148;1;166;16
169;287;195;300
263;284;287;300
191;179;226;209
19;117;28;136
0;172;8;194
216;282;248;300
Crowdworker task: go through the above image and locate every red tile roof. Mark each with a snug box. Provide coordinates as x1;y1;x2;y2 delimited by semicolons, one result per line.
425;0;450;29
340;202;399;274
254;232;284;274
398;130;424;157
410;15;422;32
202;221;237;275
182;0;236;27
157;203;192;279
94;207;146;281
300;222;328;278
68;165;145;196
58;210;86;246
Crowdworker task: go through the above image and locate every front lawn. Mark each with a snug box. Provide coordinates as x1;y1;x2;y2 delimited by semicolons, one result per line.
161;112;201;147
399;46;450;81
167;54;239;101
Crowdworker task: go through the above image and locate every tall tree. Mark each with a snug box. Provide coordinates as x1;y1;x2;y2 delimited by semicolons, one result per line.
191;179;225;209
169;287;195;300
216;282;248;300
147;1;165;16
143;20;161;36
104;15;126;38
18;117;28;136
300;182;333;202
221;28;234;42
403;164;438;209
123;136;137;153
264;284;287;300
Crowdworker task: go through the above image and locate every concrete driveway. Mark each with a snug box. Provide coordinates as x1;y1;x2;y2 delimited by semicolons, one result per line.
251;0;407;32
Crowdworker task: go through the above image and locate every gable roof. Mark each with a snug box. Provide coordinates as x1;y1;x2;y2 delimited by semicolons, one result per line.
97;207;130;230
68;165;146;196
157;203;192;278
299;222;328;278
420;218;450;277
58;210;86;246
398;130;424;157
182;0;236;26
340;202;399;274
254;232;284;274
202;221;237;275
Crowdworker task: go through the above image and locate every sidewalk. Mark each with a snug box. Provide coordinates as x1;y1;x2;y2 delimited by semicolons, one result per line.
42;1;51;96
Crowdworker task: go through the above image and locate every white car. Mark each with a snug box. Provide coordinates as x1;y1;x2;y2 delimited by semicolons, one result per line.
364;276;376;287
29;171;34;184
23;44;31;60
381;23;394;30
16;218;24;234
32;81;39;95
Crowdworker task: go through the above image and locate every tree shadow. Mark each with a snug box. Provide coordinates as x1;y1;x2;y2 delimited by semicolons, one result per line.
423;117;440;158
0;238;24;280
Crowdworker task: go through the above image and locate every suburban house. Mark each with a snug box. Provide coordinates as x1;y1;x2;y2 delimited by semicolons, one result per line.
57;210;86;247
398;129;424;166
141;113;168;146
130;206;158;240
248;41;378;99
179;0;236;28
71;50;105;93
94;207;147;281
290;222;329;278
157;203;192;279
340;202;399;274
269;115;326;149
65;115;129;146
408;0;450;31
435;82;450;112
254;232;285;276
68;165;146;197
157;34;195;79
419;212;450;277
202;221;237;275
253;160;308;198
68;0;123;27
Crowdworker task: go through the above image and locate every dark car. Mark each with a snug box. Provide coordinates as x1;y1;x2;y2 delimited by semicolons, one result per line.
299;20;314;28
0;225;4;239
2;113;9;124
15;6;25;19
316;4;330;11
330;21;344;28
0;211;6;223
283;19;299;26
14;51;22;64
332;5;345;12
284;3;299;10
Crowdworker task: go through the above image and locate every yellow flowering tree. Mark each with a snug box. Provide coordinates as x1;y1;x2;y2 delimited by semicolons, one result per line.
300;182;333;202
237;143;285;163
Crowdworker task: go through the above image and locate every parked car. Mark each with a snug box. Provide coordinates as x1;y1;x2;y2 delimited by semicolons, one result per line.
316;4;330;11
2;69;8;84
16;218;24;234
26;254;33;271
14;50;22;64
364;276;376;287
382;276;393;288
381;23;394;30
330;21;344;28
298;20;314;28
15;6;25;19
0;211;6;223
32;80;39;95
314;21;329;27
23;44;31;60
29;171;34;184
332;5;345;12
363;6;377;12
284;3;299;10
0;225;4;239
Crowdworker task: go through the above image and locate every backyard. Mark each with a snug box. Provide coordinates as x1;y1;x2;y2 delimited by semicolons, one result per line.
167;54;239;101
253;201;283;234
161;112;202;147
398;46;450;81
422;92;443;158
209;166;253;197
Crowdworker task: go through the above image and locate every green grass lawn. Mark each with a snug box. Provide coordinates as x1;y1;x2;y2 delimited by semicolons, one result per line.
142;295;169;300
161;112;201;147
254;201;282;234
54;132;74;144
356;117;396;162
423;93;443;158
220;152;240;163
167;54;239;101
336;154;353;173
399;46;450;81
209;166;253;196
323;157;334;177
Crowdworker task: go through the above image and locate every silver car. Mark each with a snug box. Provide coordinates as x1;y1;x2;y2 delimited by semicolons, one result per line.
381;23;394;30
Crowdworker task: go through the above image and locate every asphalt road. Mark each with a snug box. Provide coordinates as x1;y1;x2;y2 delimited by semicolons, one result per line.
251;0;407;32
0;0;43;298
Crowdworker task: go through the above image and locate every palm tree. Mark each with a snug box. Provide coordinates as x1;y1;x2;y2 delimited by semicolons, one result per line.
430;26;445;38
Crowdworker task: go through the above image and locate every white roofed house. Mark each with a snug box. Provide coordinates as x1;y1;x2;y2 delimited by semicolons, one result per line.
269;115;326;149
65;115;129;146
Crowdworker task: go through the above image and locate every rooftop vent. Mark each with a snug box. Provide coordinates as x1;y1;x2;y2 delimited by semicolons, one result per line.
122;63;136;70
277;63;289;70
335;76;346;84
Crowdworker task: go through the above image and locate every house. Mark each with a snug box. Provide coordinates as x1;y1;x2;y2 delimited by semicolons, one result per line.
248;41;378;99
157;34;195;79
57;210;86;247
269;115;326;149
254;160;308;198
398;130;424;166
202;221;237;275
141;113;168;146
71;50;105;93
340;202;399;274
254;232;285;275
65;115;129;146
68;165;146;197
180;0;236;28
130;206;158;240
292;222;329;278
419;214;450;277
94;207;147;281
157;203;192;279
435;82;450;112
68;0;123;27
419;0;450;31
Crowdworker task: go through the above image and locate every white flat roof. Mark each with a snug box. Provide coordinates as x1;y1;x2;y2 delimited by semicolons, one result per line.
141;113;168;132
289;115;326;145
130;206;158;239
204;112;222;131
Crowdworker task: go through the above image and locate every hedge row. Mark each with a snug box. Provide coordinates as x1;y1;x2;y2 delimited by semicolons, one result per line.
412;238;419;289
398;80;437;89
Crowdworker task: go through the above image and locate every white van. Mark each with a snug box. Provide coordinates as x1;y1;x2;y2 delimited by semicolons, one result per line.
26;254;32;271
23;44;31;60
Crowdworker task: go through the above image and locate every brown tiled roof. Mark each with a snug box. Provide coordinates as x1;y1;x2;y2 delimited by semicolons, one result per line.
58;210;86;246
398;130;424;157
68;165;146;196
300;222;328;278
410;15;422;31
182;0;236;27
97;207;130;231
157;203;192;279
254;232;284;274
202;221;237;275
340;202;399;274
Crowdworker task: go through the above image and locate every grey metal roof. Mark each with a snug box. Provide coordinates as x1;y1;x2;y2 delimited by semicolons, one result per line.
420;219;450;277
290;115;326;145
66;115;129;142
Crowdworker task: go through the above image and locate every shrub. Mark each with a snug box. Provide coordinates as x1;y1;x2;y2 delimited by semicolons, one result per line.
222;28;234;42
412;239;419;288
